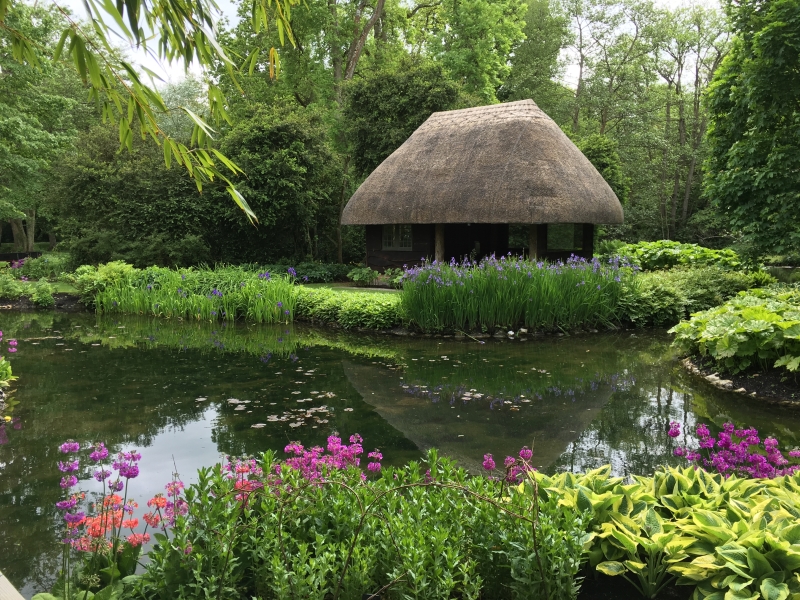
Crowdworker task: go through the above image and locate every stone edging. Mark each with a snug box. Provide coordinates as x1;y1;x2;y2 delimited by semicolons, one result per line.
680;356;800;407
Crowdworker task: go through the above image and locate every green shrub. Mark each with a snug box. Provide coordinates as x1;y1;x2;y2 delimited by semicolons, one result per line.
246;262;352;283
73;261;138;305
619;266;772;327
137;450;589;600
16;253;71;280
671;286;800;373
347;266;379;286
294;287;402;329
337;293;402;329
604;240;741;271
30;280;55;308
0;274;24;299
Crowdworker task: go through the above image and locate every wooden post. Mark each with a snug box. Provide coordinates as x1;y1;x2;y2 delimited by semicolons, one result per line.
528;225;538;259
435;224;445;262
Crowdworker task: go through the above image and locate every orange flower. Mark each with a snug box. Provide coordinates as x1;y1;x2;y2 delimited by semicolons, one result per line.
121;518;139;529
147;494;167;509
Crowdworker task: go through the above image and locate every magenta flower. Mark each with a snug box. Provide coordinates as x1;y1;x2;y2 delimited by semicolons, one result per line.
503;456;516;468
59;441;80;453
8;348;16;353
367;462;381;472
58;460;79;473
89;443;109;462
55;497;78;510
60;475;78;488
519;447;533;461
696;423;711;438
63;511;85;524
93;469;111;481
668;421;680;438
482;454;496;471
166;480;185;495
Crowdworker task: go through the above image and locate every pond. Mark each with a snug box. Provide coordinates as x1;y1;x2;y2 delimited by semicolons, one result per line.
2;311;800;596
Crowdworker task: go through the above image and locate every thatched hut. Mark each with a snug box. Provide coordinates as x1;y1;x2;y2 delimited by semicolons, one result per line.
340;99;624;268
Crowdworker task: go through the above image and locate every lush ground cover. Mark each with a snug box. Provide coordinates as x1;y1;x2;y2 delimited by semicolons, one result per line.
38;421;800;600
600;240;742;271
671;287;800;375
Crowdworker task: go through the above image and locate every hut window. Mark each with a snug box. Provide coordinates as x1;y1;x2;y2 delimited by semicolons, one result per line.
382;225;413;251
547;224;583;251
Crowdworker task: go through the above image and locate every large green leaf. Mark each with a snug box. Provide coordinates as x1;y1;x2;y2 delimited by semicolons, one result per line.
596;561;627;576
759;578;790;600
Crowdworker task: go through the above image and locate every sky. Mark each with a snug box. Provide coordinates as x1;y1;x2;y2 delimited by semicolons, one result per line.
59;0;720;88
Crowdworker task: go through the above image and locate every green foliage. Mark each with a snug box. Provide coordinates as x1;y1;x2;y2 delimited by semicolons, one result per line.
704;0;800;257
619;267;769;327
136;451;589;600
95;265;296;324
671;287;800;374
343;59;461;177
536;465;800;600
30;280;55;307
294;287;402;330
73;261;137;306
16;254;71;280
0;355;17;388
577;135;630;204
606;240;741;271
0;273;24;299
346;266;378;286
401;257;626;332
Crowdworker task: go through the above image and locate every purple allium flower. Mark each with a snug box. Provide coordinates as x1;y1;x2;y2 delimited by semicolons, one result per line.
519;447;533;461
60;441;80;454
668;421;680;438
504;456;516;468
60;475;78;489
119;464;139;479
789;450;800;458
110;480;124;492
368;450;383;461
696;423;711;438
673;447;685;457
482;454;496;471
367;462;381;472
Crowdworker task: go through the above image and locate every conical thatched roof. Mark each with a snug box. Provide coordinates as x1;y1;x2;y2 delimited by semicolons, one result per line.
341;99;623;225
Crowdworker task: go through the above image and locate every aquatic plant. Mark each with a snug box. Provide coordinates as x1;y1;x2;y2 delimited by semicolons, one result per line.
95;265;297;323
671;421;800;478
400;254;628;332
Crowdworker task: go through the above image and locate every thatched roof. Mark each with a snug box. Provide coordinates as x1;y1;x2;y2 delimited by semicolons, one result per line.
341;99;623;225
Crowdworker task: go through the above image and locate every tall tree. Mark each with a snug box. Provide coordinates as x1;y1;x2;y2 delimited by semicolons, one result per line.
704;0;800;256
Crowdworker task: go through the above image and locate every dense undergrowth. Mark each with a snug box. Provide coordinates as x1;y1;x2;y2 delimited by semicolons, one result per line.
671;287;800;375
42;428;800;600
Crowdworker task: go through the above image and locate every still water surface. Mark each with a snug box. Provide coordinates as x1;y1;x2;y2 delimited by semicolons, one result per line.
2;311;800;596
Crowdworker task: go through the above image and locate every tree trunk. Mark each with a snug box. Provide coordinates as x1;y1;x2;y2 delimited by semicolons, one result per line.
48;231;57;250
24;208;35;252
435;224;445;262
9;219;26;252
337;156;351;264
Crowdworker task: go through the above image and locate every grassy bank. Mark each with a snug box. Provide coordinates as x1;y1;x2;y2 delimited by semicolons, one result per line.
10;252;776;334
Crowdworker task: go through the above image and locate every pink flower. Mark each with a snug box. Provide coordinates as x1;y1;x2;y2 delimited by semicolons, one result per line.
482;454;495;471
668;421;680;438
519;447;533;461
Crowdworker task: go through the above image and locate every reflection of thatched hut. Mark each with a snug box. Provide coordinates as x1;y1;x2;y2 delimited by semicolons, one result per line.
341;99;623;269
